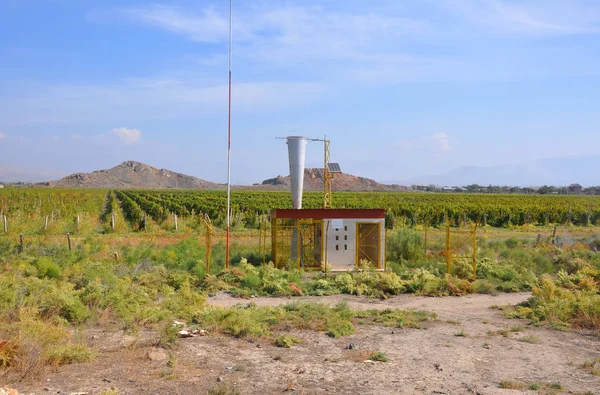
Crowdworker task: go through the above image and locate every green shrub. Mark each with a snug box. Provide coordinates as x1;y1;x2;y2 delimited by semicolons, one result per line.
506;275;600;330
274;335;300;348
505;237;519;249
46;344;95;366
35;257;62;279
472;279;497;295
386;228;424;263
368;352;390;362
326;317;354;338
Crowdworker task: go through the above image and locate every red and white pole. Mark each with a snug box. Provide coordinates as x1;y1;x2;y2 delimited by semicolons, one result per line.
225;0;232;269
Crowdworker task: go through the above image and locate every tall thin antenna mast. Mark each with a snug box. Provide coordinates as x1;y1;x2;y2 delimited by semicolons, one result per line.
225;0;232;269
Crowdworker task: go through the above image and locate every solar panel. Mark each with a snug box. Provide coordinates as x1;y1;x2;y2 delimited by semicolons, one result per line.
327;162;342;173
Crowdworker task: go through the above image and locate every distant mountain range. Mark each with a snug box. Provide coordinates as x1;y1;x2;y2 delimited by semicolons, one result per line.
262;168;408;192
49;161;221;189
4;154;597;189
44;161;406;191
402;155;600;187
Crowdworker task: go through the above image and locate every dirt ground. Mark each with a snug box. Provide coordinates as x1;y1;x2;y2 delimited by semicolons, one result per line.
4;292;599;395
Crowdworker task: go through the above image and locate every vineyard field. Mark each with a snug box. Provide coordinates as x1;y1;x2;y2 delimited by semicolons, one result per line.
121;189;600;228
1;188;600;235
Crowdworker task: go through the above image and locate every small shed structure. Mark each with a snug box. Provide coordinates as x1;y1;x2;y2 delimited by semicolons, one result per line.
271;208;386;271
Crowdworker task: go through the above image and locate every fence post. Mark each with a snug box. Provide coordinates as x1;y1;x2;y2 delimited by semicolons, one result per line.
3;215;7;233
45;215;49;230
66;233;72;251
174;214;178;231
111;212;115;230
585;212;591;227
445;226;451;274
551;225;558;245
19;234;24;253
472;228;477;281
76;214;80;231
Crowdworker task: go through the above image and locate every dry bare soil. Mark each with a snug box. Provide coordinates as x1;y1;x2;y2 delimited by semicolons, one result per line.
5;293;600;395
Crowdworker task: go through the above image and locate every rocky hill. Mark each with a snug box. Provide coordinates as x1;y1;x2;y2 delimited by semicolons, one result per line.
49;161;221;189
262;168;407;192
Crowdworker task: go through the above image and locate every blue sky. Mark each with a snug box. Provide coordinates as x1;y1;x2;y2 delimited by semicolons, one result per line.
1;0;600;184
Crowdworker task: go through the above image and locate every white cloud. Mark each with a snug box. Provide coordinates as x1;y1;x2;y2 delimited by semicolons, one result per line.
124;4;432;72
1;80;329;125
442;0;600;36
398;133;453;154
111;128;141;145
431;132;452;152
126;5;231;43
0;132;5;141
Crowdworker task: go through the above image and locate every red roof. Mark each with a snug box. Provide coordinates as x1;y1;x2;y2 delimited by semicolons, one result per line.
272;208;385;219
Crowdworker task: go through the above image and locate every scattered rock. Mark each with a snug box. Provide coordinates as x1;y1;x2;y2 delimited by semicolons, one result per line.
0;388;20;395
177;328;208;338
346;344;356;350
146;350;168;362
217;377;224;382
434;363;443;372
69;392;89;395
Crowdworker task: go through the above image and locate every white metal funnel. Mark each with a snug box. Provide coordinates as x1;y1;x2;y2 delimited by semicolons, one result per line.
286;136;308;209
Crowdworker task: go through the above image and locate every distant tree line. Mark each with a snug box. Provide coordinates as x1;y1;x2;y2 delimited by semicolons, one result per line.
411;183;598;195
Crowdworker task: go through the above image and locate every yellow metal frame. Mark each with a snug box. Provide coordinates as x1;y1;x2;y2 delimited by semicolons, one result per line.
271;217;324;270
355;221;382;269
199;213;213;274
323;138;333;209
445;223;478;281
298;219;324;270
258;214;269;264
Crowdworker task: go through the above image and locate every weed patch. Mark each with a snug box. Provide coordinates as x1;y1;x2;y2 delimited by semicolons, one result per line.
274;335;300;348
504;274;600;331
583;357;600;376
519;335;540;344
499;380;523;389
368;352;390;362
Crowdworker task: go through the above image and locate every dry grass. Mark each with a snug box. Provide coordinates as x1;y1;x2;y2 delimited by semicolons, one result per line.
583;357;600;376
499;380;523;390
344;349;390;363
519;335;541;344
488;328;510;337
344;349;377;363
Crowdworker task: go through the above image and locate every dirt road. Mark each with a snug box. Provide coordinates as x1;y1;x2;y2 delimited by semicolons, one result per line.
7;292;600;395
